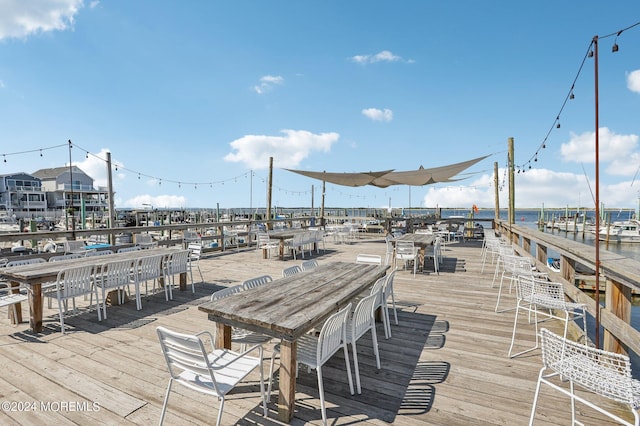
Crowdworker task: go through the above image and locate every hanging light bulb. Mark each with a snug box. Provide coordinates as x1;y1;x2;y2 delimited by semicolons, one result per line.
542;143;546;149
570;92;575;99
40;150;43;157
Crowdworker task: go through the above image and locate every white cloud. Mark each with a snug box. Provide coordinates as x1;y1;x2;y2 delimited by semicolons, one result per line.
224;129;339;169
627;69;640;93
421;167;640;209
362;107;393;122
0;0;83;40
123;194;187;209
72;148;120;189
350;50;410;64
560;127;639;165
253;75;284;94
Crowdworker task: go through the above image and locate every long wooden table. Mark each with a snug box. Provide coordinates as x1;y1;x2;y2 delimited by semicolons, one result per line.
0;247;185;333
198;261;389;423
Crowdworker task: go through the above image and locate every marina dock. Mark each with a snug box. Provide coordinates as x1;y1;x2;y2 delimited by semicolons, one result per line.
0;233;635;425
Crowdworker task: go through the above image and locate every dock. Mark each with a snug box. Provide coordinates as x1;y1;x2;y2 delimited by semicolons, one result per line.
0;234;634;425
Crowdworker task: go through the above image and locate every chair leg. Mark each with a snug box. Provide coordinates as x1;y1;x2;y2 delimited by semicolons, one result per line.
317;367;327;426
351;342;362;394
159;379;173;426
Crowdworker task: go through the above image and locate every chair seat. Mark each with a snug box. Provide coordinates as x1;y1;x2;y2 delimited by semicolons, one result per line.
0;292;28;308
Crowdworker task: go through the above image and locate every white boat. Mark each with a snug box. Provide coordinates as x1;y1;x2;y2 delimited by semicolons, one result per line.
595;219;640;243
0;214;20;233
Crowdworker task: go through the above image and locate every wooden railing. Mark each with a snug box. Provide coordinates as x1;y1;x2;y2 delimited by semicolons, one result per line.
496;220;640;358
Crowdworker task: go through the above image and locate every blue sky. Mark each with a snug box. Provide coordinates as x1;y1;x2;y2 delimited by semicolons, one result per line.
1;1;639;212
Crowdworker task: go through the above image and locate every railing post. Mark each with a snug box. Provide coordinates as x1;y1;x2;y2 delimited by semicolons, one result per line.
604;279;631;355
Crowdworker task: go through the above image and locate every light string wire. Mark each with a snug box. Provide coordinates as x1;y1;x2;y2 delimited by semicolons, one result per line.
516;20;640;173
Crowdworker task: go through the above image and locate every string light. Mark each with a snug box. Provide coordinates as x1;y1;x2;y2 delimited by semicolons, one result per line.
517;20;640;172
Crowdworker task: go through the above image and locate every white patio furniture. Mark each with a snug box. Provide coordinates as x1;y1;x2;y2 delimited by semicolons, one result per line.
117;246;142;253
133;254;165;309
282;265;302;278
296;303;354;425
165;249;192;294
356;254;382;265
241;275;273;290
384;235;394;266
346;292;381;394
187;243;204;285
494;253;547;313
509;275;587;358
44;265;101;333
256;232;278;259
395;240;418;277
530;328;640;426
94;258;135;319
156;326;268;426
0;281;28;326
300;259;319;271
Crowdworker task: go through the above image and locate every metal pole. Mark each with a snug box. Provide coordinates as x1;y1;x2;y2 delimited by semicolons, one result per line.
106;151;116;245
68;139;76;238
593;35;601;348
493;161;500;223
508;137;515;225
266;157;273;230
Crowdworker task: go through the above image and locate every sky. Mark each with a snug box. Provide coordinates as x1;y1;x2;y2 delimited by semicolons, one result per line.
1;1;639;212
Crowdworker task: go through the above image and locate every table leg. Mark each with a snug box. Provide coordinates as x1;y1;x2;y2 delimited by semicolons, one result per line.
9;281;22;324
29;283;43;333
277;339;297;422
279;240;285;260
179;271;187;291
214;323;231;349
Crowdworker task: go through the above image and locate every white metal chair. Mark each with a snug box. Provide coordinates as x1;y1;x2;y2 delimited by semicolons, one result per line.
49;253;85;262
6;258;46;267
255;232;278;258
355;254;382;265
300;259;319;271
508;275;587;358
133;254;165;309
241;275;273;290
296;303;354;425
0;281;28;326
134;233;157;249
284;233;305;260
210;285;277;395
187;243;204;285
282;265;302;278
63;239;86;254
382;269;399;334
494;253;548;313
117;246;142;253
346;293;381;394
44;265;101;333
94;258;135;319
156;326;268;426
84;249;114;257
165;249;192;294
369;276;392;339
384;235;395;266
395;240;418;277
530;328;640;426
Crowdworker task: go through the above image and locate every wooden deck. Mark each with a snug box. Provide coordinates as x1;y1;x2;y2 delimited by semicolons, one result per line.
0;234;634;425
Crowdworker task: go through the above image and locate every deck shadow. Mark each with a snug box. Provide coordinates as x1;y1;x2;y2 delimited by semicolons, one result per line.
273;309;448;423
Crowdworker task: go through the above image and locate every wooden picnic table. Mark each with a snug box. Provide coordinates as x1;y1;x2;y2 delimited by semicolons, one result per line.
0;247;185;333
198;261;389;423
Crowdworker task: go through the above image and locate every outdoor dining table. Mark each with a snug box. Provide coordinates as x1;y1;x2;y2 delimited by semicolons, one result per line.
198;260;389;423
393;233;435;271
267;228;313;260
0;247;185;333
